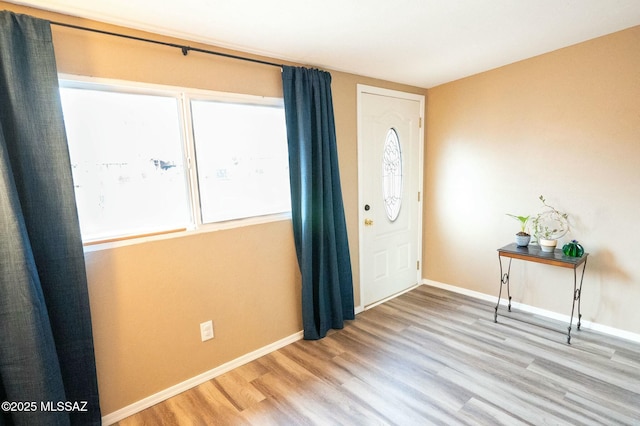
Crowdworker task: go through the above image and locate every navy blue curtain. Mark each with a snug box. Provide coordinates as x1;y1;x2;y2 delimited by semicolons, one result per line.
0;12;101;425
282;66;355;340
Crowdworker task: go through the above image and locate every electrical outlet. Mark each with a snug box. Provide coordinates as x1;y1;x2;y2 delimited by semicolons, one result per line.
200;320;214;341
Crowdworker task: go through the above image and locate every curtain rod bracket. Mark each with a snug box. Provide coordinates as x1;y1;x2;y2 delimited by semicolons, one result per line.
181;46;189;56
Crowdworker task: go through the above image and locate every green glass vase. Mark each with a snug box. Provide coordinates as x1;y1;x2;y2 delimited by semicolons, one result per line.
562;240;584;257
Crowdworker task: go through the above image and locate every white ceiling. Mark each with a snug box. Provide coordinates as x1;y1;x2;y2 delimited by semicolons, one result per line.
10;0;640;88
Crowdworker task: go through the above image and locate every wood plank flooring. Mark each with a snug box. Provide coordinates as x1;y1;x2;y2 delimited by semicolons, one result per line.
115;285;640;425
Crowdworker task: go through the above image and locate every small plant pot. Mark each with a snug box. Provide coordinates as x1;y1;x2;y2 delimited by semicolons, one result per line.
539;238;557;252
515;234;530;247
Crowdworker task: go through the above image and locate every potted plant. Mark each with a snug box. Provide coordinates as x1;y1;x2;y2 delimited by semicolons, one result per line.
531;195;570;252
506;214;531;247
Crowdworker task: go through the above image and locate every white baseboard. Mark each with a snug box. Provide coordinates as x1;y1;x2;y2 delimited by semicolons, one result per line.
423;279;640;344
101;330;304;425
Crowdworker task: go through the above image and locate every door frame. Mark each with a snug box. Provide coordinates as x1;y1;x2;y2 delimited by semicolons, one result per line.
356;84;425;312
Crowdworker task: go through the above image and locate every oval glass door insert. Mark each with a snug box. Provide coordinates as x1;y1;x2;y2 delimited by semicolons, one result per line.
382;128;402;221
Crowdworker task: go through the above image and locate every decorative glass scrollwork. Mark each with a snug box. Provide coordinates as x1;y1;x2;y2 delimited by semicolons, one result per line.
382;128;402;221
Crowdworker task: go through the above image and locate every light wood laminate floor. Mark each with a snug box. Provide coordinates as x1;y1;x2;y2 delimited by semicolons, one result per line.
116;285;640;425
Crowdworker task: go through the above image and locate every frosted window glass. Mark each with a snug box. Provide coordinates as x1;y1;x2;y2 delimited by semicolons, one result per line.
382;128;402;221
191;100;291;223
60;88;189;241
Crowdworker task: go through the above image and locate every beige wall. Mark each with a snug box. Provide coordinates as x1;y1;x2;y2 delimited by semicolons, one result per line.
424;26;640;335
1;2;424;416
7;1;638;418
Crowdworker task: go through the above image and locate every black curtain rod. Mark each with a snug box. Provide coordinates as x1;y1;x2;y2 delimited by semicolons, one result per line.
49;20;284;69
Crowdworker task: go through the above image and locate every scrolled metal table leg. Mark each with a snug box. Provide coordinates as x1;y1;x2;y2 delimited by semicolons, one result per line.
567;269;579;344
568;257;588;344
507;267;512;312
495;255;512;322
577;257;587;330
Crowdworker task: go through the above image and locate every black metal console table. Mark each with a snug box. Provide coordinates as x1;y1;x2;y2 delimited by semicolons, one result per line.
494;243;588;344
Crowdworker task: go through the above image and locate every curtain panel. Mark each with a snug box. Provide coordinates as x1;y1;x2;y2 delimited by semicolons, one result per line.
0;11;100;425
282;66;355;340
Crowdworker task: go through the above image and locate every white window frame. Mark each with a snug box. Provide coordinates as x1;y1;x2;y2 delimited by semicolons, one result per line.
59;74;291;251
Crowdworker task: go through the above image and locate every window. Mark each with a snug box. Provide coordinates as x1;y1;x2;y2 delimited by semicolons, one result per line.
382;128;402;222
191;100;290;223
59;78;290;244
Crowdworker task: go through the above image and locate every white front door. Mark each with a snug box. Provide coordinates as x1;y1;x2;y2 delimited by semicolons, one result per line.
358;85;424;308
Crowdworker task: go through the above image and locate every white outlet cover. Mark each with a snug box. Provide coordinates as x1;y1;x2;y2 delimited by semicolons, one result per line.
200;320;214;341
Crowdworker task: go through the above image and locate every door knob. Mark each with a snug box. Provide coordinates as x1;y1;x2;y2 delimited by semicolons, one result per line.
364;218;374;226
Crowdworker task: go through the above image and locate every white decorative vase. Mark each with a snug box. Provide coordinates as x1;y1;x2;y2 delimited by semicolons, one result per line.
533;208;569;251
539;238;557;252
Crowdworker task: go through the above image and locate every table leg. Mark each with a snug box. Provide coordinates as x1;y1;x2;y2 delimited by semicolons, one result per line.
567;257;588;344
577;257;587;331
495;255;512;322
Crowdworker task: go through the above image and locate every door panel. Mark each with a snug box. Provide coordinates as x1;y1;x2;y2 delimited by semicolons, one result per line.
359;87;423;307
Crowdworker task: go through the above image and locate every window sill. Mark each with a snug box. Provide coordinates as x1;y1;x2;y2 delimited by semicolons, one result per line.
82;212;292;253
